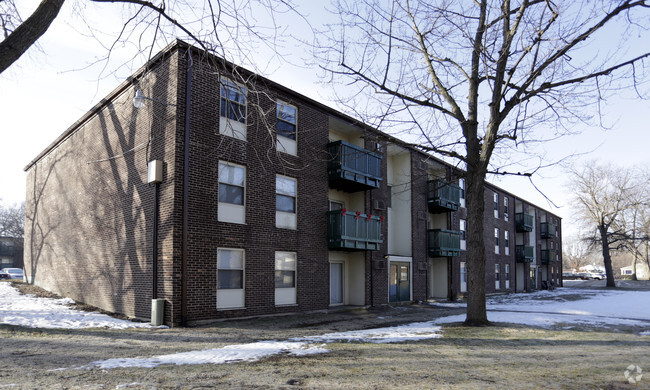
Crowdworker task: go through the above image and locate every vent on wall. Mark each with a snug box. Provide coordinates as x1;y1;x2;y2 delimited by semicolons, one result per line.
374;200;386;210
373;260;387;270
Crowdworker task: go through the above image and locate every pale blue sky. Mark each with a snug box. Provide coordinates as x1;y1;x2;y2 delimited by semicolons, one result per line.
1;1;648;241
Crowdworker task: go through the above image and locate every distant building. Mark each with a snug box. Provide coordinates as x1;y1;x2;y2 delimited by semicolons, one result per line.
620;263;650;279
0;236;23;270
23;40;562;326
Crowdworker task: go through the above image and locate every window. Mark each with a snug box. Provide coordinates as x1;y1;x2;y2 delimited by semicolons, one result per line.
494;193;499;218
505;264;511;289
275;252;297;305
329;200;344;211
504;197;509;221
550;241;554;249
219;78;247;140
217;248;245;309
494;228;500;254
218;162;246;224
277;102;297;140
504;230;510;256
460;262;467;293
276;175;297;229
458;179;466;208
495;264;501;290
276;102;297;155
459;219;467;251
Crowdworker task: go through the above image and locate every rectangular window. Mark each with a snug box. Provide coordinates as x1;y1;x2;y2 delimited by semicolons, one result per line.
217;248;245;309
495;264;501;290
494;193;499;218
459;219;467;251
219;78;247;140
329;200;344;211
504;230;510;256
460;262;467;293
458;179;465;208
505;264;511;289
494;228;500;254
277;102;297;140
220;79;247;123
275;251;297;305
218;162;245;205
504;197;509;221
218;162;246;224
276;175;297;229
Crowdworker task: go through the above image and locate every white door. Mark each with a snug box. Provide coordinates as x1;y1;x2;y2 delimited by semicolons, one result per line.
330;262;344;305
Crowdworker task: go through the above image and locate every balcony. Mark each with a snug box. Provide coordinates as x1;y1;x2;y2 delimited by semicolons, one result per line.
541;249;556;265
427;229;462;257
327;210;383;251
0;246;15;256
427;180;461;213
516;213;534;232
516;245;534;263
327;140;382;192
540;222;556;239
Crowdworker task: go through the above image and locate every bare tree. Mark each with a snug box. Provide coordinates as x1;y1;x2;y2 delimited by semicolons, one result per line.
562;236;593;271
316;0;650;324
571;162;637;287
616;169;650;279
0;201;25;238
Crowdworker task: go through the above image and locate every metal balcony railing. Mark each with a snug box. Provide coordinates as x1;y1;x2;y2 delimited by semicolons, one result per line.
540;222;556;239
327;141;382;192
327;210;383;251
516;245;535;263
541;249;556;264
427;229;462;257
516;213;534;232
427;180;461;213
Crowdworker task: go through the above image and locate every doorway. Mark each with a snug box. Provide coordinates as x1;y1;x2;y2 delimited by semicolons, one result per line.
330;262;344;305
389;262;411;302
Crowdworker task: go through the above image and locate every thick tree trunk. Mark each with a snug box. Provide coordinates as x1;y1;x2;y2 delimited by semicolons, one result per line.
0;0;65;74
599;226;616;287
464;168;489;325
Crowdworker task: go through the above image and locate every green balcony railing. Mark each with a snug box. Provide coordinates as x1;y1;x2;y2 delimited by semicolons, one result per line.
327;140;382;192
0;245;15;257
427;180;461;213
541;249;556;264
516;245;535;263
327;210;383;251
427;229;462;257
516;213;534;232
540;222;556;239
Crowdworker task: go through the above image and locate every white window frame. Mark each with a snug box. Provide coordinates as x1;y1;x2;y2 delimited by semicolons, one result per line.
219;77;247;141
276;101;297;156
217;248;245;309
495;264;501;290
494;228;500;254
218;161;246;224
460;262;467;293
276;175;297;229
505;264;511;289
459;179;466;208
504;197;509;221
459;219;467;251
275;251;297;305
504;230;510;256
494;192;499;218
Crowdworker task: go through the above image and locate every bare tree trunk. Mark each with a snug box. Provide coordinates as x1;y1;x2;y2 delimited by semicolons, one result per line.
599;226;616;287
0;0;65;74
465;168;488;325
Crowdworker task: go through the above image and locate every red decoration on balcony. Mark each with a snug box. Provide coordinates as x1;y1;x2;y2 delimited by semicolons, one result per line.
366;214;372;221
380;216;385;222
341;208;347;215
355;211;361;219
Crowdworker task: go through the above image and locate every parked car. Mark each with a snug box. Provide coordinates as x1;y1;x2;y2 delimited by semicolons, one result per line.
576;272;592;280
0;268;24;280
562;272;580;280
0;271;11;280
587;272;605;280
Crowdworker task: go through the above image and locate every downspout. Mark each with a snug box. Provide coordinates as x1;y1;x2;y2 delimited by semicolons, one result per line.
181;49;192;326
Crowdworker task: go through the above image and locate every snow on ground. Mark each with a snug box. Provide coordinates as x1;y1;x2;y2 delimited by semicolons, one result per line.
2;281;649;370
0;282;160;329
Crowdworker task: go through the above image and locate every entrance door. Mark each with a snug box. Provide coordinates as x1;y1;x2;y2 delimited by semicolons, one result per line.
389;262;411;302
330;262;344;305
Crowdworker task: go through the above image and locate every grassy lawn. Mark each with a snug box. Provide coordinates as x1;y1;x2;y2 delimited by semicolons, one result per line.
2;323;648;389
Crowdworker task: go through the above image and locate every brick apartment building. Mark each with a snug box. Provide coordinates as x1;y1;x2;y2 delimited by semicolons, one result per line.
24;40;562;326
0;236;23;270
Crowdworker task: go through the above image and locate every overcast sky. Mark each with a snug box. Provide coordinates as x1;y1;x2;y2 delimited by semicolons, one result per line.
1;1;649;241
